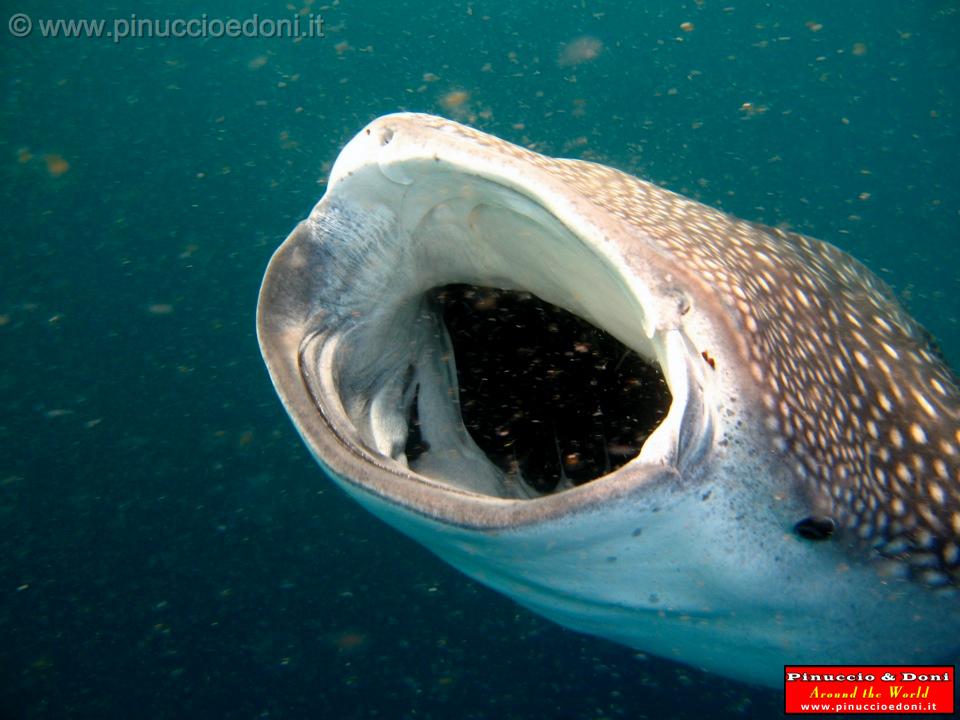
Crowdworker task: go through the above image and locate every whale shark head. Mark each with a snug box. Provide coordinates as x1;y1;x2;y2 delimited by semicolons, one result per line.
257;113;960;687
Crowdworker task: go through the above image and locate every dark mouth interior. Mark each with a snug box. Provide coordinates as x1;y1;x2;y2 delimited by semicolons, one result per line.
406;284;671;495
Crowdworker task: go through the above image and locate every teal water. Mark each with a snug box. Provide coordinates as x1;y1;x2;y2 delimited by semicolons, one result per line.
1;1;957;718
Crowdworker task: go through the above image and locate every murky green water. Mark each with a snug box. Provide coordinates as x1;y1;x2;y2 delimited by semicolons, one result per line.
2;1;957;718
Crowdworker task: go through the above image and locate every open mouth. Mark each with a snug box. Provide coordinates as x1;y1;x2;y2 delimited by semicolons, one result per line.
294;228;676;502
261;126;701;507
409;284;672;496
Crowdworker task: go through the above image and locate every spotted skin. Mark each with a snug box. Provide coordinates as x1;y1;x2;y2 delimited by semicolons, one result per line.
399;115;960;586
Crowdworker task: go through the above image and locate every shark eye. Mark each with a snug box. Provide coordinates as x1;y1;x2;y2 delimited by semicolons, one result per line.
794;516;836;541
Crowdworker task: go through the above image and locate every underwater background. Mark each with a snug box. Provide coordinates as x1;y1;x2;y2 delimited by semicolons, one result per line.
1;1;958;718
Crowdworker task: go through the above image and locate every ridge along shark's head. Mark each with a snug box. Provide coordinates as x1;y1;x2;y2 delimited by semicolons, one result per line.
257;113;960;688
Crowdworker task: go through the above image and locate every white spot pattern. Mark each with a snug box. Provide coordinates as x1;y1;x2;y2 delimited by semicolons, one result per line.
409;115;960;585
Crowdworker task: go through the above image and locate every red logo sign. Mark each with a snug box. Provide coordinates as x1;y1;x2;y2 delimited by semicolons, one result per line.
784;665;954;715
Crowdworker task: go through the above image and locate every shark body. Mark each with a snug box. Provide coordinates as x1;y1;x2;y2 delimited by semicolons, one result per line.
257;114;960;687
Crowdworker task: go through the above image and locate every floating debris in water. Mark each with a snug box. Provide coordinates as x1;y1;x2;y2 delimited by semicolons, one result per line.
331;631;369;653
557;36;603;67
44;409;74;419
440;90;470;110
43;153;69;177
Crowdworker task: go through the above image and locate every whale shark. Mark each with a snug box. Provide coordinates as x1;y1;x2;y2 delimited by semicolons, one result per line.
257;113;960;687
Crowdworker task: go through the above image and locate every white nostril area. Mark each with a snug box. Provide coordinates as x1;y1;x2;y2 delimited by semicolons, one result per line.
372;125;412;184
